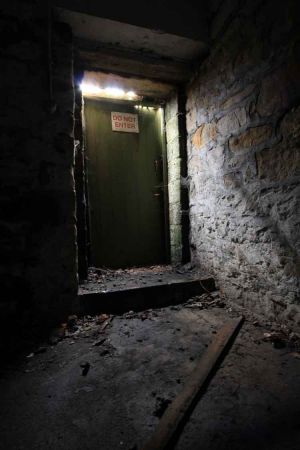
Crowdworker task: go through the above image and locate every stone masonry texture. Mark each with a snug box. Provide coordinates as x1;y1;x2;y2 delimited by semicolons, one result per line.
0;2;77;328
186;0;300;327
165;92;182;264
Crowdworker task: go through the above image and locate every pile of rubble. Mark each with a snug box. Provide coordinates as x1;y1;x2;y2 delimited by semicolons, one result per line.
262;327;300;351
52;313;113;343
26;313;114;359
183;291;226;310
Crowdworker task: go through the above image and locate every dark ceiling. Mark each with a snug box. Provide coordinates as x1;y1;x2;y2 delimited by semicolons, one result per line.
54;0;210;41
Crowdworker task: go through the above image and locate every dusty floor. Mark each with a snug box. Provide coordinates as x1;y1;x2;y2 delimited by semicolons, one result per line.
1;293;300;450
79;264;206;294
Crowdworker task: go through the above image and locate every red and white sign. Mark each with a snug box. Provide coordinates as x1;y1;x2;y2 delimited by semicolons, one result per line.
111;112;139;133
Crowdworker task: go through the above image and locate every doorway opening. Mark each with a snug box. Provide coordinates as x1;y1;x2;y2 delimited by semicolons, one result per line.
75;71;190;291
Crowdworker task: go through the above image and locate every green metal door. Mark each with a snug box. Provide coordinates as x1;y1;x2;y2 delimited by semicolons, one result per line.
84;99;168;268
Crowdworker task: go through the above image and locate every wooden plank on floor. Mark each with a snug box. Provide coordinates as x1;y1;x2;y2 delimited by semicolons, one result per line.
141;316;244;450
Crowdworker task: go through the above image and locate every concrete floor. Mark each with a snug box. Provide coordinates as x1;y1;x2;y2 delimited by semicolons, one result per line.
1;295;300;450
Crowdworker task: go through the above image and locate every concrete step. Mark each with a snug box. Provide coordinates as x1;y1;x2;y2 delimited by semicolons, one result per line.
77;277;216;315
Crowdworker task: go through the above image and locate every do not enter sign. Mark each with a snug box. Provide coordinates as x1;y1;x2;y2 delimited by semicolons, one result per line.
111;112;139;133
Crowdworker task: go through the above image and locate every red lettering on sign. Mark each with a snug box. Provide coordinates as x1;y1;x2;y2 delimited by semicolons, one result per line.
111;112;138;132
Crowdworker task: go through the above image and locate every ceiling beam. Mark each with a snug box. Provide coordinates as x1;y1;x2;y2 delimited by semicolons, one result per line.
82;71;175;100
75;42;194;84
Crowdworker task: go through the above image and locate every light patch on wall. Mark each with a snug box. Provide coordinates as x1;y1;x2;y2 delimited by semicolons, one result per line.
80;82;142;101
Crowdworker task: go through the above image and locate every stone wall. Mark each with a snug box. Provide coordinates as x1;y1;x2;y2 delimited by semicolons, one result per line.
165;93;182;264
186;0;300;325
0;1;77;329
74;84;88;281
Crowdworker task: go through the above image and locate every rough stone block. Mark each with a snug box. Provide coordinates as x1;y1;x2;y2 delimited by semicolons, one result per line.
170;244;182;265
192;123;218;150
168;158;181;182
169;202;182;226
166;115;179;143
221;84;255;111
257;62;300;117
280;106;300;140
164;93;178;122
223;172;241;188
217;107;247;137
256;145;300;181
168;181;181;204
229;125;273;151
166;138;180;161
186;107;197;134
206;146;225;172
170;224;182;248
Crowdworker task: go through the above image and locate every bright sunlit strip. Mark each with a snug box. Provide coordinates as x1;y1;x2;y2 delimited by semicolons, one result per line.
80;83;138;100
80;82;104;95
104;87;125;97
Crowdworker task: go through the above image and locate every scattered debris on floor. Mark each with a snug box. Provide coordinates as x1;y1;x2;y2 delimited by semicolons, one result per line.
80;361;90;376
63;314;114;341
153;397;172;418
93;338;106;347
184;291;226;310
79;264;205;294
23;313;115;361
175;261;195;274
262;328;300;351
23;291;300;368
121;309;157;321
